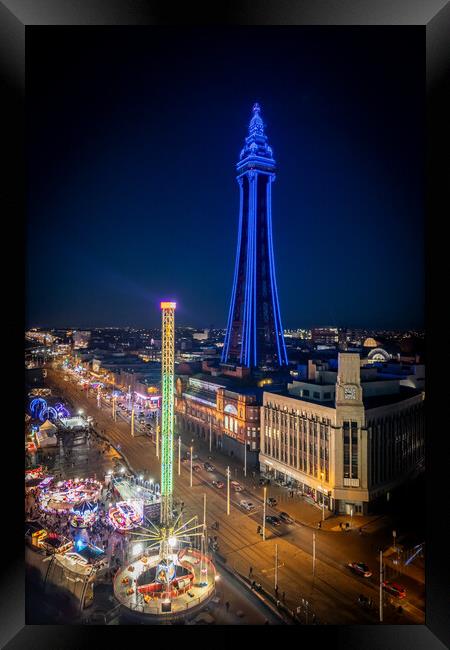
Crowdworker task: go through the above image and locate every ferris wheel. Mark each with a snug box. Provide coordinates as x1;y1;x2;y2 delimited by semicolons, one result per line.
29;398;70;422
30;397;47;419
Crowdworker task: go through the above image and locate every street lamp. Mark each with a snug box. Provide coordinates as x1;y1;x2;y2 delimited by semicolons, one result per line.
190;446;193;488
262;486;267;540
274;543;279;591
226;466;231;515
244;435;247;478
379;549;384;622
312;532;316;578
156;410;159;458
350;507;353;529
320;471;325;522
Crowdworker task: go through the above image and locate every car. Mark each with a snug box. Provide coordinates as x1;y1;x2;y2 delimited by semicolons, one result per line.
240;500;255;511
267;497;277;507
347;562;372;578
231;481;243;492
203;462;215;472
193;464;202;473
279;511;294;524
265;515;281;526
187;451;198;460
212;480;224;489
382;581;406;599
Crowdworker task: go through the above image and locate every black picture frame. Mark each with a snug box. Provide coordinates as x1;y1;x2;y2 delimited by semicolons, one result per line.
2;0;449;647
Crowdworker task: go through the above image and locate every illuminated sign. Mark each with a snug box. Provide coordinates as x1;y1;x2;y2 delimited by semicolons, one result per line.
160;302;176;310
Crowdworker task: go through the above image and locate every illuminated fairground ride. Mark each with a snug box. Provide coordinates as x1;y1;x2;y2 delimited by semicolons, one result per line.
39;478;102;514
108;500;143;532
70;501;99;528
29;398;71;422
113;302;216;618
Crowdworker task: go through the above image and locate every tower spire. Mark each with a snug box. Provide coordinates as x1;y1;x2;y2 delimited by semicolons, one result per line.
240;102;273;163
249;102;264;136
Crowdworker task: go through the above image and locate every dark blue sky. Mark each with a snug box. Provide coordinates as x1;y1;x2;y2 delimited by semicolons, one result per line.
27;27;424;330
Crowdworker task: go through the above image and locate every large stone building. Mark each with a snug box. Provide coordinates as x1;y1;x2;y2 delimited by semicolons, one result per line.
259;353;425;515
175;372;263;466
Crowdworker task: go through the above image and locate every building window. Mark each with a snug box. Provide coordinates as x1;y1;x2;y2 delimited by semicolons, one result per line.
313;392;320;399
351;422;359;479
303;390;310;397
343;421;350;479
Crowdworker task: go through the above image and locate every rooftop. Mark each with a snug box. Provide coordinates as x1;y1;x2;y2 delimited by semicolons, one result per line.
364;386;423;410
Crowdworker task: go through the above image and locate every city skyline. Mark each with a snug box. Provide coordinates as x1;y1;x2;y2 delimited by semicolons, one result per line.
28;28;424;331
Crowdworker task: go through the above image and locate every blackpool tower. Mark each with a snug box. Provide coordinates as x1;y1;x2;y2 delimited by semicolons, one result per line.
222;103;288;369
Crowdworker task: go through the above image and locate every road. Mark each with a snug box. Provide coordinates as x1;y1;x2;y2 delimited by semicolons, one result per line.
46;366;424;625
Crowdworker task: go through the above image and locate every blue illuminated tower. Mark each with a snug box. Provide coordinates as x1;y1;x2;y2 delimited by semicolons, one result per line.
222;103;288;369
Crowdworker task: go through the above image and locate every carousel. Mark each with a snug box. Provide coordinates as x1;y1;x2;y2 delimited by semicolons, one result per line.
113;512;216;617
70;501;99;528
39;478;102;514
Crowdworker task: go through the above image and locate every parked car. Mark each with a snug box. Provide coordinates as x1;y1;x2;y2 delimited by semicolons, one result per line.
186;451;198;460
240;500;255;511
347;562;372;578
193;465;202;473
267;497;277;507
279;511;294;524
382;581;406;599
212;480;224;489
265;515;281;526
203;462;215;472
231;481;243;492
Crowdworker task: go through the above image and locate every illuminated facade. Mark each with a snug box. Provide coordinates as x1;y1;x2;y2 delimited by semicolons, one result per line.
175;374;261;463
222;103;288;369
260;353;425;514
160;302;176;526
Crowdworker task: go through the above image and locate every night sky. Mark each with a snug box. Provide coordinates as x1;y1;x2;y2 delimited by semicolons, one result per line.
27;27;424;330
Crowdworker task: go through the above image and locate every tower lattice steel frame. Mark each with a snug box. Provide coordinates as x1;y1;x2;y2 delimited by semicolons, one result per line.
160;301;176;527
222;103;288;369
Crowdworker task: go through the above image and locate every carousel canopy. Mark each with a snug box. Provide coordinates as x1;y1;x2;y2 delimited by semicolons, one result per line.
72;501;98;515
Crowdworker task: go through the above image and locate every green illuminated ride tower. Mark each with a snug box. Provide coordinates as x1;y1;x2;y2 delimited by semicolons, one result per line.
160;301;176;538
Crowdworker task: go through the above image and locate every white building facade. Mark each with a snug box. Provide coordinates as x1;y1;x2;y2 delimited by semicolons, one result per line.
260;353;425;515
